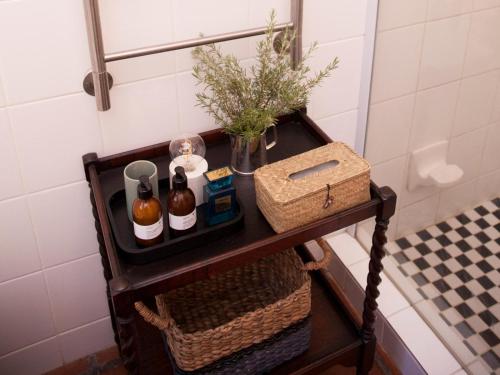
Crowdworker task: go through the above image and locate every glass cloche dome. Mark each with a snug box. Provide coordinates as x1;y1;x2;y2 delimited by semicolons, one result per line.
169;133;206;172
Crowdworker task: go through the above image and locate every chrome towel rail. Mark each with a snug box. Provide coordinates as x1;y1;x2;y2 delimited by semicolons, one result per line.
82;0;303;111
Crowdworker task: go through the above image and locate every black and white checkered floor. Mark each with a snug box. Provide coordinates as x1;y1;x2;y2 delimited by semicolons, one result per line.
392;198;500;373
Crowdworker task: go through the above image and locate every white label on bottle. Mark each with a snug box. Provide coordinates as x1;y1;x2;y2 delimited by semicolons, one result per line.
133;216;164;240
169;210;197;230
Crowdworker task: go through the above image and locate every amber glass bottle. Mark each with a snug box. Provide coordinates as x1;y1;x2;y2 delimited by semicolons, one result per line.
168;166;197;238
132;176;164;247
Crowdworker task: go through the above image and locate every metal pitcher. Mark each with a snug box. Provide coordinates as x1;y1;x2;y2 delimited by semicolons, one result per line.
230;124;278;175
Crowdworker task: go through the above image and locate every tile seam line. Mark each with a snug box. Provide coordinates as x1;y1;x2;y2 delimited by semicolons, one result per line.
0;111;55;343
387;304;463;374
2;34;367;108
40;250;101;272
404;3;428;197
0;251;99;285
0;180;89;204
0;316;111;360
370;67;500;107
18;152;60;349
42;269;64;363
413;301;473;372
489;72;500;123
447;10;473;141
117;35;367;83
54;314;111;337
377;4;500;34
5;90;84;109
3;108;28;197
314;107;359;122
345;253;412;316
381;261;425;306
383;303;413;319
0;336;56;360
344;259;412;317
398;176;483;212
0;41;13;105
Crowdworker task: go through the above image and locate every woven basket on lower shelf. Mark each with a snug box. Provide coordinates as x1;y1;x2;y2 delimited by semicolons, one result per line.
162;316;312;375
135;243;331;371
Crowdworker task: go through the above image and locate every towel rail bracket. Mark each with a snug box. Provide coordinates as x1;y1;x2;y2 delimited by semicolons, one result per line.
82;0;303;111
83;71;113;97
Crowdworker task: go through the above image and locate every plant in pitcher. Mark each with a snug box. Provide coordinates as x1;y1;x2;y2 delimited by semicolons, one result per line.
192;10;339;175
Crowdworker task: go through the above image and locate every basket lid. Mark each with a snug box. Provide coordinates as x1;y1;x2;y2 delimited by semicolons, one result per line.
254;142;370;204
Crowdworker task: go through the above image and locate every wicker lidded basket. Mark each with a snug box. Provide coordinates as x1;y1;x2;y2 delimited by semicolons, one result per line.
254;142;371;233
135;245;331;372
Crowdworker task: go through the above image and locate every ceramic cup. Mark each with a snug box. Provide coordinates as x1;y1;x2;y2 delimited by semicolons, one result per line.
124;160;159;221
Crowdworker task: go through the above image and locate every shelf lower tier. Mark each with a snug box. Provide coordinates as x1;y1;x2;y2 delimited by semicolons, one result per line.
133;270;363;375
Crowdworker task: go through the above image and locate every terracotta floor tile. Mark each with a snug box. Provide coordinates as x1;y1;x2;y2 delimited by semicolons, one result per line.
100;364;127;375
96;346;120;365
43;357;88;375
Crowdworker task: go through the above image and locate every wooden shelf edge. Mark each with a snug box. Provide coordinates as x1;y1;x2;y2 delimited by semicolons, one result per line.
113;196;383;298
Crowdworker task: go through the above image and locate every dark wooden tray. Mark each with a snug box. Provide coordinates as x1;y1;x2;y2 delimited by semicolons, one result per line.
106;178;244;265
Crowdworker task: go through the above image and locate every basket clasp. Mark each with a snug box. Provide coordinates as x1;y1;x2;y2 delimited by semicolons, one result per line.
323;184;333;209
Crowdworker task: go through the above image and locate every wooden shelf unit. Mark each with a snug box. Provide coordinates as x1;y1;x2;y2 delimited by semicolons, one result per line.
84;110;397;375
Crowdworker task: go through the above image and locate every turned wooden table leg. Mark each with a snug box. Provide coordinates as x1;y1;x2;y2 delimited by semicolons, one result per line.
358;187;396;375
89;184;120;347
111;277;139;375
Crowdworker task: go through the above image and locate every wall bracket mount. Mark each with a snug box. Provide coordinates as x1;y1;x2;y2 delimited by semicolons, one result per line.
82;0;303;111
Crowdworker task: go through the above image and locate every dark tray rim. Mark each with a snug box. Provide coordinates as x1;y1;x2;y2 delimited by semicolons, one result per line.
105;178;245;264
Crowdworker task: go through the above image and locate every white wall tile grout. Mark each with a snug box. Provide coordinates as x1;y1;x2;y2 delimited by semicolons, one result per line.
314;107;359;124
308;35;367;49
3;108;26;197
41;251;99;273
0;179;87;204
0;41;12;106
0;270;43;286
404;12;427;164
376;4;500;33
0;336;57;360
2;89;85;109
5;90;86;110
0;250;101;286
489;70;500;121
19;175;47;314
385;304;414;319
0;315;111;360
369;67;500;108
54;315;111;337
448;13;473;140
355;0;379;155
40;270;62;361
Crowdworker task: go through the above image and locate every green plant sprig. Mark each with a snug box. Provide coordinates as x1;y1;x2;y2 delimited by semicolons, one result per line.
192;10;339;140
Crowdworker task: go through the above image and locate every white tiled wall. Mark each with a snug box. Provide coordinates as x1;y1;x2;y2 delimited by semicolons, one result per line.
0;1;373;373
361;0;500;240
